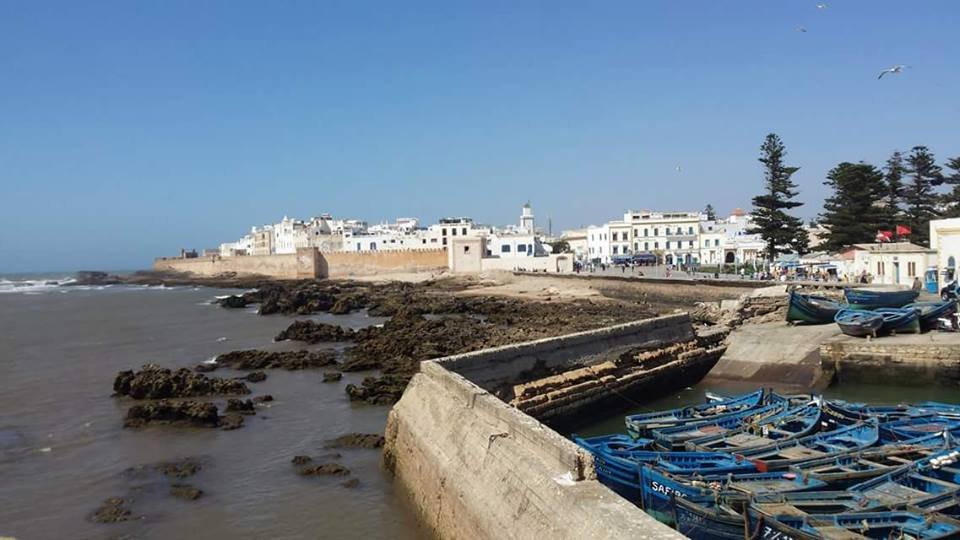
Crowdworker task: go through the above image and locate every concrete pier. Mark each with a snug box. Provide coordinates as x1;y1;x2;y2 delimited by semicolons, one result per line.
383;315;710;539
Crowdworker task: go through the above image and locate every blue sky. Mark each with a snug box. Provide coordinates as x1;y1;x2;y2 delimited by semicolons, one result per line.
1;1;958;272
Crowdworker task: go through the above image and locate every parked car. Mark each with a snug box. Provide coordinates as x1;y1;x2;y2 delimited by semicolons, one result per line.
940;280;958;301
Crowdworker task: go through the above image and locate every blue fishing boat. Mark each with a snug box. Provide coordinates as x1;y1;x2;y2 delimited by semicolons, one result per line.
835;308;884;338
906;300;958;331
847;452;960;509
640;466;824;524
786;291;844;325
874;306;921;334
571;433;654;454
747;508;960;540
651;399;791;451
750;490;874;515
737;422;879;471
788;435;948;487
880;416;960;443
685;401;822;453
845;287;920;309
824;399;933;425
672;496;745;540
624;389;765;439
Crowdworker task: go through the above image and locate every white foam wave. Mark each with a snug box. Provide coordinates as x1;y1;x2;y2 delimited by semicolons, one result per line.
0;277;75;295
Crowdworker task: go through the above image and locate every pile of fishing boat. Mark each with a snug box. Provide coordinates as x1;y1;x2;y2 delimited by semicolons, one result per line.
786;288;956;338
574;389;960;539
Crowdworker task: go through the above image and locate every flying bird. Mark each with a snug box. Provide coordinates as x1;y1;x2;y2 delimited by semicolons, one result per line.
675;165;682;173
816;2;829;9
878;65;909;79
796;26;808;33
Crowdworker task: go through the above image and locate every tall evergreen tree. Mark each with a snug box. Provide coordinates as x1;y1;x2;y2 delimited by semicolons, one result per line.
750;133;808;259
819;162;887;252
881;151;906;230
704;204;717;220
902;146;943;245
941;156;960;218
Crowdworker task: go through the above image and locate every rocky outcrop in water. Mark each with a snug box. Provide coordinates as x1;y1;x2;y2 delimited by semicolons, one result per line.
275;320;356;343
322;371;342;383
225;398;256;415
298;463;351;476
345;374;411;405
113;365;250;399
215;350;338;370
124;457;203;479
325;433;385;449
218;295;248;308
169;484;203;500
243;371;267;383
90;497;135;523
71;271;125;286
220;414;245;430
123;400;221;429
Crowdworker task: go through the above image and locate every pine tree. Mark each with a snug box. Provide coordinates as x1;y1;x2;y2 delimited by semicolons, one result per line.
881;151;905;230
902;146;943;245
941;156;960;218
704;204;717;220
749;133;808;259
819;162;887;252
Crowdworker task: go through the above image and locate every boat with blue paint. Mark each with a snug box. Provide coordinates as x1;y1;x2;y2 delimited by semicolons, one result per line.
685;401;822;453
786;291;844;325
624;389;766;439
906;300;958;331
874;306;921;334
651;399;791;451
672;496;745;540
747;508;960;539
737;422;879;471
835;308;884;338
844;287;920;309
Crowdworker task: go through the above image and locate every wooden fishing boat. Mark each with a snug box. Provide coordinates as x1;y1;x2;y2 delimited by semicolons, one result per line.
672;496;746;540
624;389;766;439
847;453;960;509
835;309;884;338
750;490;875;515
639;466;824;524
651;400;791;451
737;422;879;471
906;301;958;331
880;416;960;443
746;508;960;540
684;401;822;453
823;399;934;426
788;440;945;488
874;307;921;334
844;287;920;309
570;433;654;454
786;291;843;324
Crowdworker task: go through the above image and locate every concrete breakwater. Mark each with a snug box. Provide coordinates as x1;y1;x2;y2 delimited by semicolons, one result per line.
383;314;720;539
821;334;960;387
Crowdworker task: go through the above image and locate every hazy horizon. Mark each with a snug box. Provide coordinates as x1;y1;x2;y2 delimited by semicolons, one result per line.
2;1;958;273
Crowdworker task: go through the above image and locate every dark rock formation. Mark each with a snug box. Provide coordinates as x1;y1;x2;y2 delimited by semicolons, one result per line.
253;395;274;403
124;458;203;480
291;455;312;465
225;398;256;415
218;295;248;308
90;497;135;523
71;271;124;286
194;363;217;373
220;414;245;431
113;365;250;399
275;320;356;343
243;371;267;383
169;484;203;500
322;371;342;383
124;400;221;429
345;374;411;405
340;478;360;488
298;463;350;476
325;433;385;449
215;350;337;370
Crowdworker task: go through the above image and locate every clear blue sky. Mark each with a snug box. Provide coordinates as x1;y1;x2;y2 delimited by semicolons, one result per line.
2;1;958;272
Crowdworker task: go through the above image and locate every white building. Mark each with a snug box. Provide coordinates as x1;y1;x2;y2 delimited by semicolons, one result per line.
835;243;936;286
560;228;588;261
930;218;960;285
520;203;535;234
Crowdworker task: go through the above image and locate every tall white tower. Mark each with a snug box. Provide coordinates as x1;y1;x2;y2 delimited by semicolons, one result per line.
520;202;535;234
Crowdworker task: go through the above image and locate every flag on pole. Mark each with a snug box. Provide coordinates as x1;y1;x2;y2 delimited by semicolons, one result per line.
896;224;911;237
876;230;893;242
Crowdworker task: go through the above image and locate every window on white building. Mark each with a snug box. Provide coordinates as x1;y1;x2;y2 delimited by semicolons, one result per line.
612;232;618;241
689;241;693;248
653;228;658;236
644;229;649;237
502;245;511;253
644;242;649;250
442;228;447;236
462;227;467;235
654;241;659;249
688;226;694;235
452;228;457;236
613;246;618;254
714;239;720;247
518;244;527;253
666;241;671;249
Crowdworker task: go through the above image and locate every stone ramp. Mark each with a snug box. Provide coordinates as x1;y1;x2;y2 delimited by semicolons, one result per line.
705;322;842;390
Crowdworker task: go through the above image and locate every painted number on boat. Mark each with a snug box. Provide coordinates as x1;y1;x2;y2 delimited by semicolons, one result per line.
649;481;686;498
762;525;796;540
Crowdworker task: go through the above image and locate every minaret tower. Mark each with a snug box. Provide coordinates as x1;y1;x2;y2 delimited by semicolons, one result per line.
520;202;535;234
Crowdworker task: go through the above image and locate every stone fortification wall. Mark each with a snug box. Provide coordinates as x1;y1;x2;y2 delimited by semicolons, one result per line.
320;248;447;277
821;341;960;386
153;249;320;279
153;248;447;279
383;315;716;540
479;254;573;273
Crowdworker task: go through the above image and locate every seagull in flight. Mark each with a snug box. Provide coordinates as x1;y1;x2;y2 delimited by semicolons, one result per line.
878;65;909;79
675;165;682;173
796;26;808;33
816;2;829;8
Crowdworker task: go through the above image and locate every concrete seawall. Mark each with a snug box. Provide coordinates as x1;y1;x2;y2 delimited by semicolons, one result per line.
383;315;718;539
821;335;960;387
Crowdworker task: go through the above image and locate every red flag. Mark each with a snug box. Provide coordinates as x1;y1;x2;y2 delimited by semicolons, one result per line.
876;230;893;242
896;224;911;236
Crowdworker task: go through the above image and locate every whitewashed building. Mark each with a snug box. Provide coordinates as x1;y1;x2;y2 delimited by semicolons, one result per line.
835;243;936;286
930;218;960;285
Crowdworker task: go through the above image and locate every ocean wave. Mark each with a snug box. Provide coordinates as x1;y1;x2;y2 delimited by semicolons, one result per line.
0;277;76;294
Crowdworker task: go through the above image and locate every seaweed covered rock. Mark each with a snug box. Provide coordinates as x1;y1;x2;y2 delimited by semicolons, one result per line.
344;374;412;405
325;433;385;449
169;484;203;500
113;365;250;399
275;320;355;343
123;400;221;429
322;371;342;383
218;295;248;309
215;350;337;370
90;497;135;523
298;463;350;477
225;398;256;415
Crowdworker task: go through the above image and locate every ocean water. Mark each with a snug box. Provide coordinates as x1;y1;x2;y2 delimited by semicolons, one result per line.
0;277;423;539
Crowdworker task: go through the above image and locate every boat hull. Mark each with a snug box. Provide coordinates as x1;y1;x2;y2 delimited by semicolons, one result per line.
786;292;842;325
672;496;745;540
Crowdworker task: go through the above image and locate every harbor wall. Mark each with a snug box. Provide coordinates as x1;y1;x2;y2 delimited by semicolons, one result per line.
153;248;447;279
820;340;960;387
383;315;707;540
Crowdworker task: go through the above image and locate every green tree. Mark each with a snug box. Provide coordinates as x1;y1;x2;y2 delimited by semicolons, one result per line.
902;146;943;245
749;133;808;259
818;162;887;252
881;151;906;229
704;204;717;220
548;240;570;253
941;156;960;218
